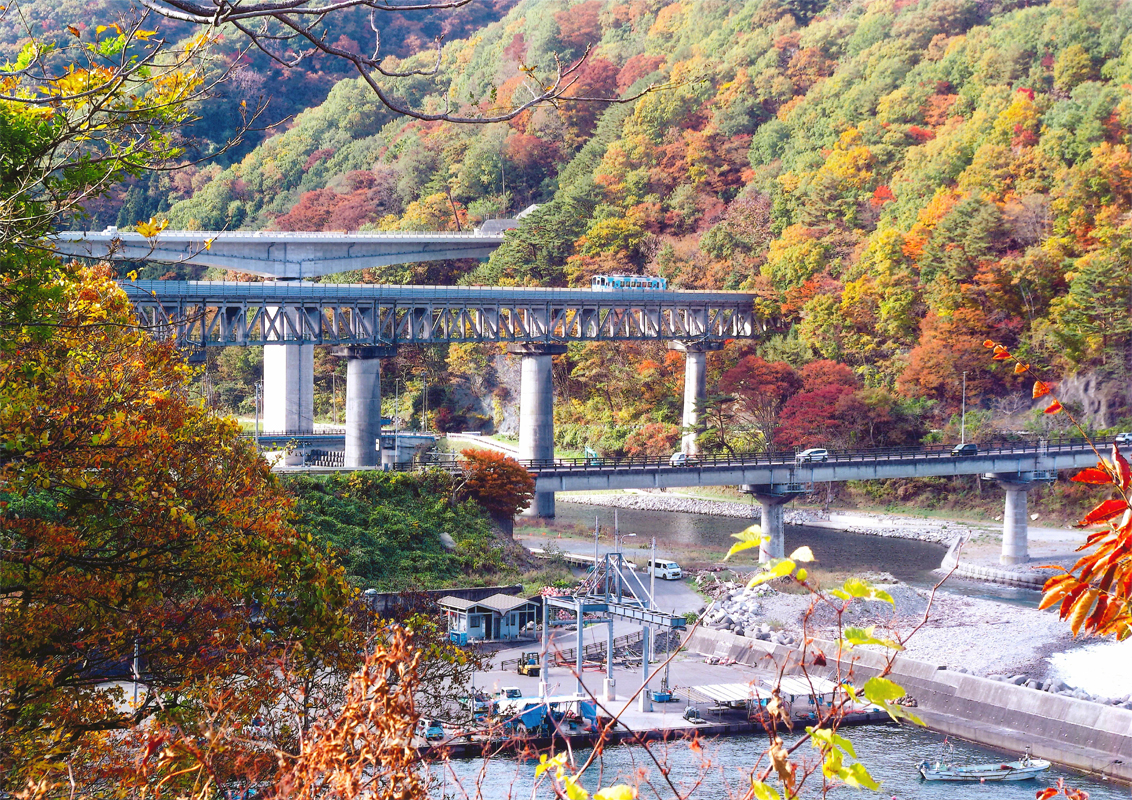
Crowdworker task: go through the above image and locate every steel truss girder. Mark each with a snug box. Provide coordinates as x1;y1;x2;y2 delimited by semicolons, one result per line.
124;283;757;347
544;597;686;629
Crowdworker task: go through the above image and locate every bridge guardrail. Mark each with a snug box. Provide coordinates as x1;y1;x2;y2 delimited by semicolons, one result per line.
516;435;1108;474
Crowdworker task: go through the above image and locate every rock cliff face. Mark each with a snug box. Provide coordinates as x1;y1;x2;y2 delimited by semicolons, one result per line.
1053;372;1130;429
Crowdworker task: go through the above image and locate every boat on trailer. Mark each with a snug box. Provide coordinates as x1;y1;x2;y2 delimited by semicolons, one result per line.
918;753;1051;781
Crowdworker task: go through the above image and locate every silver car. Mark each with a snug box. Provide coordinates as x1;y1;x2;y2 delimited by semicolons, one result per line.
795;448;829;463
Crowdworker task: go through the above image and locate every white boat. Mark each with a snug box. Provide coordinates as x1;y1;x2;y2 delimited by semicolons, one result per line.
918;753;1051;781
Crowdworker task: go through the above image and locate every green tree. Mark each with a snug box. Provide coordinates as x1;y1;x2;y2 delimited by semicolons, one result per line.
1;20;207;332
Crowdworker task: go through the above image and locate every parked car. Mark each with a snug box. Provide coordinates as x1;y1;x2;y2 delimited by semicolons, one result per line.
498;686;523;699
1114;432;1132;445
647;559;683;580
951;443;978;456
419;719;445;741
795;448;829;463
669;452;696;466
458;691;492;714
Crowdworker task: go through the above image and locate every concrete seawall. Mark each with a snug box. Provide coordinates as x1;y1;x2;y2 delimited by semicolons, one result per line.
686;627;1132;782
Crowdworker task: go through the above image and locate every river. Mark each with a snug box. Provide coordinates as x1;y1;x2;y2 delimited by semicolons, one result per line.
543;502;948;586
436;724;1130;799
534;502;1051;606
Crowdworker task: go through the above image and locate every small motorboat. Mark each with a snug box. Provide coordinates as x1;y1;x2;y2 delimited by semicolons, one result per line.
918;753;1051;781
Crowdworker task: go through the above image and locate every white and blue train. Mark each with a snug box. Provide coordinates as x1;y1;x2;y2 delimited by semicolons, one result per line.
590;274;668;290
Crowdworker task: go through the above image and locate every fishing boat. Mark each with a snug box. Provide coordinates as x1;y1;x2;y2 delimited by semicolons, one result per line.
918;753;1051;781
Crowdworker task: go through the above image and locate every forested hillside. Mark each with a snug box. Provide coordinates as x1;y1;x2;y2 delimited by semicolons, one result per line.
137;0;1132;450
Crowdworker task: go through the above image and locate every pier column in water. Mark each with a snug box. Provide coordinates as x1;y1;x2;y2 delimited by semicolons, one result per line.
668;341;723;456
994;474;1037;565
638;626;652;712
509;343;568;518
742;485;802;562
334;345;396;469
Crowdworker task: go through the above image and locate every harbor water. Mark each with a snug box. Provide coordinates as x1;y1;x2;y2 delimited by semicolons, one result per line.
437;724;1131;799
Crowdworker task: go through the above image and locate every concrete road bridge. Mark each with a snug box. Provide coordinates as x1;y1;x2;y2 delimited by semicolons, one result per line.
523;437;1105;566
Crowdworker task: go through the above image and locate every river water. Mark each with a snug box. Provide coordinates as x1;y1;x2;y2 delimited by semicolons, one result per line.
437;725;1130;799
546;502;948;586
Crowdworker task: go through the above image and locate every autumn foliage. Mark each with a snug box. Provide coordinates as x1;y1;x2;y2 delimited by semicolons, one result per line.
986;340;1132;639
458;448;536;519
0;266;356;785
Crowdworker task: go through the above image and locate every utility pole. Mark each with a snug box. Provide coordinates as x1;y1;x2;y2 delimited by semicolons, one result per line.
594;516;600;589
649;536;656;611
961;371;968;445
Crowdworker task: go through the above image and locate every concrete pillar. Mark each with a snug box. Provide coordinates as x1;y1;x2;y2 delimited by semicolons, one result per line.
668;341;723;456
263;342;314;433
741;487;794;562
334;346;395;469
638;626;652;713
997;476;1034;565
263;294;315;434
509;343;567;518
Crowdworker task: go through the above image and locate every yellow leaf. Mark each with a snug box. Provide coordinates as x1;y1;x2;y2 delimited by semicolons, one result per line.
563;776;590;800
788;545;814;562
594;786;635;800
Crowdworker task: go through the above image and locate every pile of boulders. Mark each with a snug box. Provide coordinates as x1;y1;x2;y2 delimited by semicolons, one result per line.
949;667;1132;709
701;584;799;644
692;570;743;601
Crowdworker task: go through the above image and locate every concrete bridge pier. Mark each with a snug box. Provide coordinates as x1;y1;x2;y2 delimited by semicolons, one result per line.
993;473;1038;565
263;287;315;434
742;485;800;562
509;343;568;518
669;341;723;456
263;342;314;433
334;345;396;469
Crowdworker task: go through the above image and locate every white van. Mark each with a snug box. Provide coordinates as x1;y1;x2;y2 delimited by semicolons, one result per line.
647;559;682;580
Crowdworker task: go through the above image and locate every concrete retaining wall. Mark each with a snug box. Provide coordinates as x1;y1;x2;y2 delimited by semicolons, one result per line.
939;536;1049;588
686;628;1132;782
